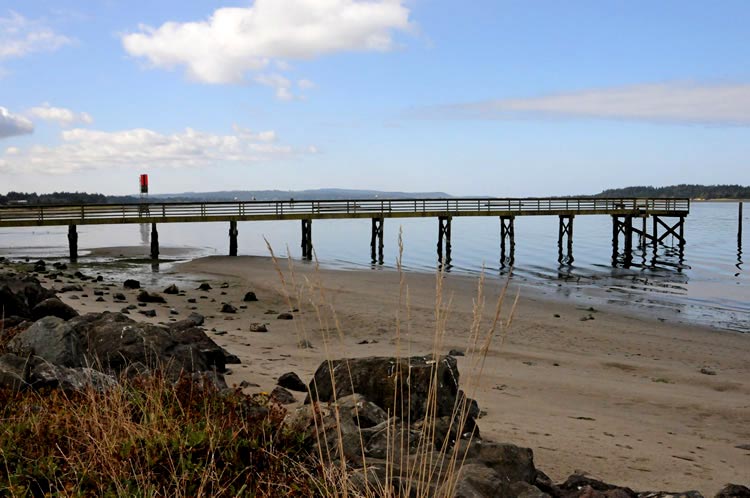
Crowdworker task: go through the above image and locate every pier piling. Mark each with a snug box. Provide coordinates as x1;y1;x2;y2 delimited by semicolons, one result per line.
229;221;238;257
437;216;452;266
740;202;744;242
500;216;515;267
150;223;159;260
558;215;574;264
67;224;78;263
370;217;384;264
301;219;313;260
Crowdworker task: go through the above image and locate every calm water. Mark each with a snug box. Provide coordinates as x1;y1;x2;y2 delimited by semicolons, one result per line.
1;202;747;332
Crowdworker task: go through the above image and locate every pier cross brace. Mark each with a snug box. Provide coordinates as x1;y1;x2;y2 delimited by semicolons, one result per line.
437;216;452;266
500;216;515;267
301;219;313;260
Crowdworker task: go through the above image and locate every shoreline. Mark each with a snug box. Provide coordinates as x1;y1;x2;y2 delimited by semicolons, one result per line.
5;250;749;492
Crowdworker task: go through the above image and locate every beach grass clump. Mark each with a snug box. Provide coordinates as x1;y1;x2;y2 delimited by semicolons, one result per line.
0;374;320;497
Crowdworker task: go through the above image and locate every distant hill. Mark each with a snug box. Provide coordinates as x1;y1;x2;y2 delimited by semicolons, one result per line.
0;188;451;205
149;188;452;202
592;184;750;200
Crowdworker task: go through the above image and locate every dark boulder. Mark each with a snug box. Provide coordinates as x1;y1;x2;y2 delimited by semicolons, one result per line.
271;386;296;405
113;292;126;301
197;283;212;291
123;279;140;289
277;312;294;320
137;290;167;303
243;291;258;302
0;274;56;318
278;371;307;392
305;355;464;423
714;484;750;498
163;284;179;294
220;303;237;314
169;312;205;332
31;297;79;321
7;312;230;380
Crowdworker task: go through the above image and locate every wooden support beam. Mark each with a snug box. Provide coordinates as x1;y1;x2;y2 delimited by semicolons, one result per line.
500;216;515;267
558;215;574;264
612;215;619;267
739;202;743;243
301;219;313;260
437;216;452;267
229;221;238;256
68;224;78;263
370;217;384;264
623;215;633;266
150;222;159;260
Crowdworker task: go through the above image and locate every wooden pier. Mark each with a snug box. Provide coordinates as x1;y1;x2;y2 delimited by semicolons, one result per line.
0;197;690;267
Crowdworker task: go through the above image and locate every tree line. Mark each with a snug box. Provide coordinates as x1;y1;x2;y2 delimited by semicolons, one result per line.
594;184;750;199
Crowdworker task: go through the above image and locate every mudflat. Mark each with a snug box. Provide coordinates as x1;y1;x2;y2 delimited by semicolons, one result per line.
54;254;750;494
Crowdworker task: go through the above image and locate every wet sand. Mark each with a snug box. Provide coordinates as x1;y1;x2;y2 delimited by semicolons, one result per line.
43;252;749;493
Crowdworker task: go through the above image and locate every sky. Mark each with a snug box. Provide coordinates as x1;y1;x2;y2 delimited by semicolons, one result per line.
1;0;749;197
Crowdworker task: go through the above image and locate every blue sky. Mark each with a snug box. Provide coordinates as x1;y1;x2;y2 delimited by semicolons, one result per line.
1;0;749;196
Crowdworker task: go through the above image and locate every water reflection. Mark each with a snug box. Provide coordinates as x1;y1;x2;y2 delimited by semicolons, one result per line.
139;224;150;246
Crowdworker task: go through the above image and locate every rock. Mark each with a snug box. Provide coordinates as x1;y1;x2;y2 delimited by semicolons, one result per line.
169;308;178;315
439;463;510;498
137;290;167;304
123;279;140;289
96;297;105;302
459;442;538;486
0;274;57;319
239;380;259;388
52;262;67;270
224;353;241;364
139;309;157;317
187;297;196;303
169;312;205;332
113;292;126;301
249;323;268;332
305;355;464;423
270;386;296;405
220;303;237;314
197;283;212;291
10;311;229;379
559;474;636;497
449;348;465;357
30;362;117;392
69;295;79;300
31;297;79;321
277;312;294;320
699;367;716;376
163;284;179;294
278;372;307;392
8;316;86;367
243;291;258;302
0;353;30;390
93;290;104;296
297;339;313;349
639;492;705;498
714;484;750;498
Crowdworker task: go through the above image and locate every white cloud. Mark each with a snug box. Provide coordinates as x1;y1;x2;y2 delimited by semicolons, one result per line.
298;78;315;90
121;0;412;84
420;83;750;125
0;126;312;174
255;73;294;100
28;103;93;127
0;107;33;139
0;11;71;59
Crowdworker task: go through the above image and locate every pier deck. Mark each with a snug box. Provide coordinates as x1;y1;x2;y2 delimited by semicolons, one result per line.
0;197;689;227
0;197;690;266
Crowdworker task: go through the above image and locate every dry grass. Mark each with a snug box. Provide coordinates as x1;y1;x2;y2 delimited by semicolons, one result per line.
266;231;517;497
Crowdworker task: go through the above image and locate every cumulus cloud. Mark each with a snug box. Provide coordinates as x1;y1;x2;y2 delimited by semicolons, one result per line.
418;83;750;125
28;103;93;127
0;11;71;59
121;0;412;85
0;126;312;174
0;107;33;139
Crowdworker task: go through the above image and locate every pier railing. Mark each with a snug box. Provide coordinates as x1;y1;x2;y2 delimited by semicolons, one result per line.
0;197;690;227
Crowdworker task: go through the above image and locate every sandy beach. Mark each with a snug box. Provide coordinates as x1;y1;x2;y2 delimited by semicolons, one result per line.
44;253;749;494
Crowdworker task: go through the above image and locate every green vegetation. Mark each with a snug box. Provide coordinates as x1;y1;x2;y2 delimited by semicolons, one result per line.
593;184;750;200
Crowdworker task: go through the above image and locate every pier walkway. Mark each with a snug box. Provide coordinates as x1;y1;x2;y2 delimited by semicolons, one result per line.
0;197;690;266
